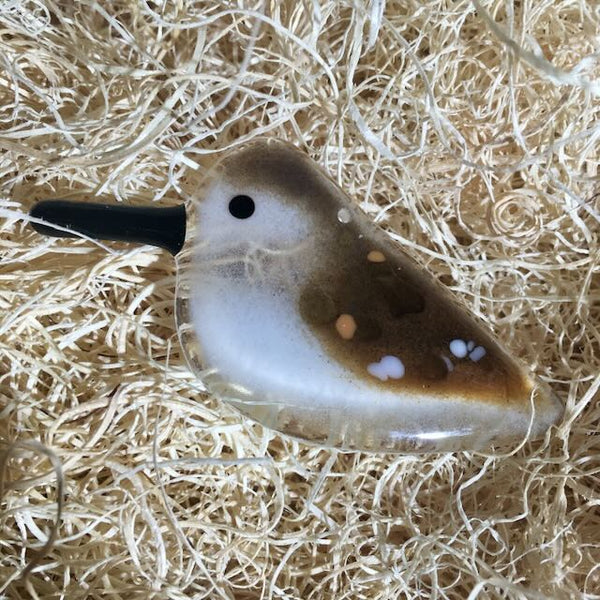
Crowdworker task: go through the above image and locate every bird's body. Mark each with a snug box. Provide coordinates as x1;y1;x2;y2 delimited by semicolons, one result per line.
177;139;563;452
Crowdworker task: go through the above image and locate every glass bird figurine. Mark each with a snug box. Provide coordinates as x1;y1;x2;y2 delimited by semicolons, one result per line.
29;139;563;452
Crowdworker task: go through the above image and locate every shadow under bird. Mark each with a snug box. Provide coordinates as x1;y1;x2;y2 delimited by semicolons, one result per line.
29;139;564;452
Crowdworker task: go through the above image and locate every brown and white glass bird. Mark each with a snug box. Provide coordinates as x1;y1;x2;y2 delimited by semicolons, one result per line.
30;139;564;453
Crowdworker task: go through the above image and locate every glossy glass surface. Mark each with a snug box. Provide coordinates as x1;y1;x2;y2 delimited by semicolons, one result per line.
176;139;563;452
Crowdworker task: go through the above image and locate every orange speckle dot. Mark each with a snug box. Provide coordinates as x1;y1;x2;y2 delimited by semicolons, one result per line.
335;314;357;340
367;250;386;263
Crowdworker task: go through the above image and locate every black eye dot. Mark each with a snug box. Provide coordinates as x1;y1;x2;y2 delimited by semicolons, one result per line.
228;195;255;219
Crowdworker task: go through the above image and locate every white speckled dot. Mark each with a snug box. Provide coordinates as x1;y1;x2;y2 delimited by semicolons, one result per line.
368;355;405;381
337;208;351;224
449;339;468;358
469;346;486;362
441;355;454;372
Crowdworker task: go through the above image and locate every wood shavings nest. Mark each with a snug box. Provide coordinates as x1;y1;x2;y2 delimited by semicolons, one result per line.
0;1;599;598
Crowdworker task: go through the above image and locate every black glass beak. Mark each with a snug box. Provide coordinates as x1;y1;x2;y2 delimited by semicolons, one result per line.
29;200;187;256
